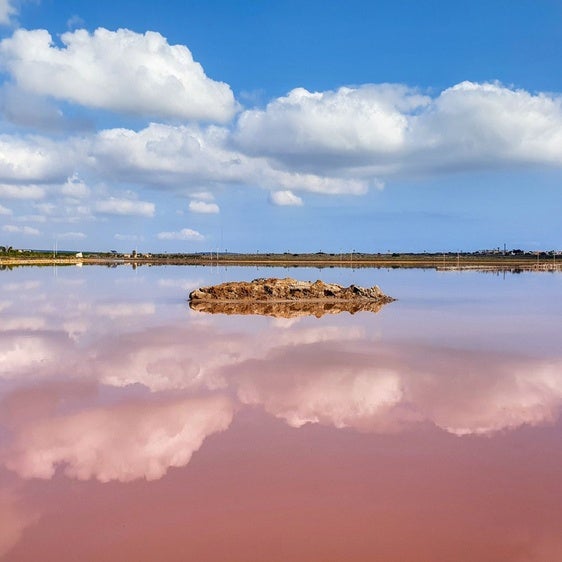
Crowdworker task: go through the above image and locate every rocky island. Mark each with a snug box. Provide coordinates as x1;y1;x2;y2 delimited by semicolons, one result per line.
188;277;395;318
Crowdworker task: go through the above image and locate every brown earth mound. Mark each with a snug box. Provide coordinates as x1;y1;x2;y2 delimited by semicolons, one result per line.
188;277;395;318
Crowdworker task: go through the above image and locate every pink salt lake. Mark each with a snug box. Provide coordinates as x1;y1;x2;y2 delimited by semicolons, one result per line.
0;265;561;561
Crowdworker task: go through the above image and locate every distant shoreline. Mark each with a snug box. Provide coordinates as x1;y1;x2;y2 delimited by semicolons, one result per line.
1;252;560;271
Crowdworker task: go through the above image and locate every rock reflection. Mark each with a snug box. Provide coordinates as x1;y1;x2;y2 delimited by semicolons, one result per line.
189;298;389;318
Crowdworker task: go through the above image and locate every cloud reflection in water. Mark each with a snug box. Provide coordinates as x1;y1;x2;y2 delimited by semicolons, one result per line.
2;394;234;482
0;269;561;484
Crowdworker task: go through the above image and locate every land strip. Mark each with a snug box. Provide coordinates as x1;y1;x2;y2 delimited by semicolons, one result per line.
1;251;560;271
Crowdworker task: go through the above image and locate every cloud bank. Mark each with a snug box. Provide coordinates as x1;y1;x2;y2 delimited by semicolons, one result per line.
1;78;561;210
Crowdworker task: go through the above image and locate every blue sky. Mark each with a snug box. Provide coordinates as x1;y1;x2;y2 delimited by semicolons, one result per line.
0;0;561;253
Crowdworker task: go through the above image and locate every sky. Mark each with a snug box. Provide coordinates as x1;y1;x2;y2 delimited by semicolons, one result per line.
0;0;561;253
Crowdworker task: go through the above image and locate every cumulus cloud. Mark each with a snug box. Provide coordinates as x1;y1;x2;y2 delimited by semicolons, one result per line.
407;81;562;173
189;200;219;214
235;81;562;179
40;82;562;200
269;190;303;206
0;84;83;132
92;122;368;195
94;197;155;217
157;228;204;241
0;28;237;122
2;225;40;235
17;81;557;206
235;84;428;167
0;74;562;243
0;136;75;184
0;203;11;215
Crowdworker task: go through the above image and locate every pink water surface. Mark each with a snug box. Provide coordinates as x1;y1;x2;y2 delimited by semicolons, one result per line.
0;266;561;561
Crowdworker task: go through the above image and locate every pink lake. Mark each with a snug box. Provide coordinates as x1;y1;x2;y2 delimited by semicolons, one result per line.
0;265;561;561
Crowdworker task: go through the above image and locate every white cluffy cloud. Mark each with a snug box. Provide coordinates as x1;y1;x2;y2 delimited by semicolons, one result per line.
189;200;220;214
95;198;155;217
270;190;303;206
235;84;429;162
0;136;74;184
1;76;562;232
408;81;562;173
0;28;238;122
92;122;368;195
0;204;11;215
87;81;562;200
235;81;562;177
157;228;204;241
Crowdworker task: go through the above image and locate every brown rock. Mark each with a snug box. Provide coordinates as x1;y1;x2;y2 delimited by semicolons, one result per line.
188;277;395;317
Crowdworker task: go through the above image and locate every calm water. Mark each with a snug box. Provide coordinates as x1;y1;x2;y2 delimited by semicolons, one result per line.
0;265;561;561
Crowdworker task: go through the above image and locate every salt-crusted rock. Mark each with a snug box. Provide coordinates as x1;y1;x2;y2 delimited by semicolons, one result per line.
188;277;395;317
